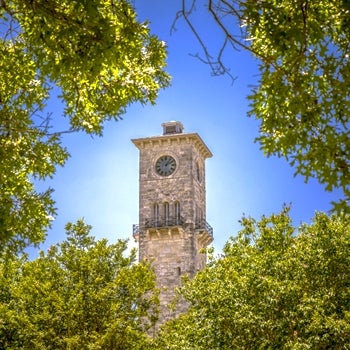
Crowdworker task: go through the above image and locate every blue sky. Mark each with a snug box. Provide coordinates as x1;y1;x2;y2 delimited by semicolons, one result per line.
34;1;341;255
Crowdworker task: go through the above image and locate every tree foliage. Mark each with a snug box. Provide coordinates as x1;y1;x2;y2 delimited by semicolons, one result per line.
0;0;170;254
178;0;350;211
155;207;350;349
0;220;158;349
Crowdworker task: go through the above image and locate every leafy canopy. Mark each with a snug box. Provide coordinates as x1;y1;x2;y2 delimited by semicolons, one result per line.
178;0;350;211
0;0;170;254
0;220;158;349
155;207;350;349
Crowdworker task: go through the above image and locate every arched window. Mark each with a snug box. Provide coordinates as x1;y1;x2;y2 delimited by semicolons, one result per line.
153;203;159;227
174;201;181;225
163;202;169;225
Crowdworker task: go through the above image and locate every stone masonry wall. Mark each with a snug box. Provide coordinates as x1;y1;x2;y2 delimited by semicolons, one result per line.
132;131;212;324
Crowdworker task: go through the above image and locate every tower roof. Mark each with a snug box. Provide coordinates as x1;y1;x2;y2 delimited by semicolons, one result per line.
132;122;212;159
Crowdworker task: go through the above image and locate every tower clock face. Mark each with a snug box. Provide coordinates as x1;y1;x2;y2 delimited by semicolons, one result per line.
155;155;177;176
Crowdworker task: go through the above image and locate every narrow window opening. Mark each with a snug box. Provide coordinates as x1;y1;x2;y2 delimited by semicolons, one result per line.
153;203;159;227
196;161;201;182
164;202;169;225
195;206;199;226
196;206;204;228
174;201;181;225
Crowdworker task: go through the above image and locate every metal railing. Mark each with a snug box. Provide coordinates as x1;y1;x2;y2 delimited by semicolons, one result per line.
133;217;183;237
133;224;139;237
195;219;214;238
144;216;184;229
133;217;213;238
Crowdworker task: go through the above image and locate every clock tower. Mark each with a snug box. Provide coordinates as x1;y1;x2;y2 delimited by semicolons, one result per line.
132;121;213;323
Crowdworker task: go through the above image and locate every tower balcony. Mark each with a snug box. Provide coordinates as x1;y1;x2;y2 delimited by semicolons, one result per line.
195;219;214;238
132;217;213;243
144;216;185;229
133;216;184;240
195;219;214;246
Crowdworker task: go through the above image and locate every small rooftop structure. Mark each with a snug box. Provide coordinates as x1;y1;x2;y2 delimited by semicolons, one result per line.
161;121;184;135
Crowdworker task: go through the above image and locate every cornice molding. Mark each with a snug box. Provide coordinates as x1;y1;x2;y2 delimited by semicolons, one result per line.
132;133;213;159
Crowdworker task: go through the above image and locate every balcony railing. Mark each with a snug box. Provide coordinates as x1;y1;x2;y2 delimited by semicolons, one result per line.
195;219;214;238
133;217;213;238
144;216;184;229
133;217;183;238
133;224;139;237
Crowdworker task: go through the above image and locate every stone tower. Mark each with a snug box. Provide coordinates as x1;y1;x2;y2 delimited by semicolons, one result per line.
132;121;213;323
